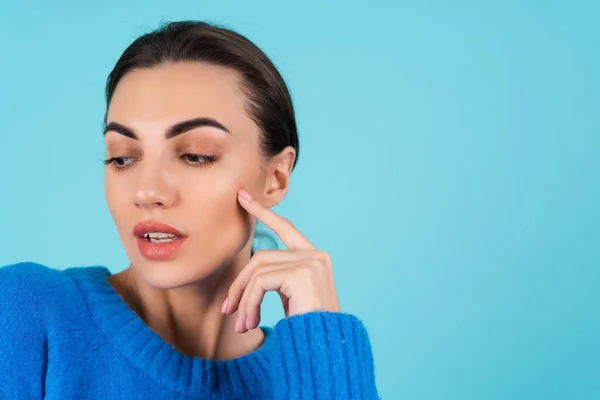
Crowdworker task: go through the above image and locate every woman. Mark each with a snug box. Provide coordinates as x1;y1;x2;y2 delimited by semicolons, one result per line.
0;21;378;399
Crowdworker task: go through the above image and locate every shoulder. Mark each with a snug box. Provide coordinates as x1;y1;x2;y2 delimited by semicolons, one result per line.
0;262;72;299
0;262;82;318
0;260;64;281
0;261;102;357
1;261;63;290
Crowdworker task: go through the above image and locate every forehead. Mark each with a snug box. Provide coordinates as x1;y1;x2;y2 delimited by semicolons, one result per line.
106;62;251;130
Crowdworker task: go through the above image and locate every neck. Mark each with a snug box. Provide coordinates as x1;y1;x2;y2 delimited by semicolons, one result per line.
107;240;264;360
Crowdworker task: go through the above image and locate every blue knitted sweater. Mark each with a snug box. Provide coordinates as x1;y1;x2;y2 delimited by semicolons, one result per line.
0;262;379;399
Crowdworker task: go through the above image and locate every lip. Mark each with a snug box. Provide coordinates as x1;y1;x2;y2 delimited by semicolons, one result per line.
133;221;187;261
133;221;186;238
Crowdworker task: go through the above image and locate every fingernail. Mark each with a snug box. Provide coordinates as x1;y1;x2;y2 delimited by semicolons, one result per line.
221;298;229;314
235;318;240;333
245;316;250;330
238;189;253;201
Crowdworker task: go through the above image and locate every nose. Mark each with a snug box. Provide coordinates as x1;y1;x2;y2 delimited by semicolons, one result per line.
133;163;177;210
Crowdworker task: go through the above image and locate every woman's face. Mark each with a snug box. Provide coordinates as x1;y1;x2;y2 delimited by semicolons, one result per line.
104;62;268;288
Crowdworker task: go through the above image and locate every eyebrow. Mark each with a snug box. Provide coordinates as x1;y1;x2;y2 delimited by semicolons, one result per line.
103;117;231;139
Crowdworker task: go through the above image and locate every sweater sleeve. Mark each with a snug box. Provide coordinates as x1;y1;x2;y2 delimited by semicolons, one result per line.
0;262;49;399
270;311;380;400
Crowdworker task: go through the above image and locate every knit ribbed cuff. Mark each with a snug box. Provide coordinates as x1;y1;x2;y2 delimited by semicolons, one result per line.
271;311;379;400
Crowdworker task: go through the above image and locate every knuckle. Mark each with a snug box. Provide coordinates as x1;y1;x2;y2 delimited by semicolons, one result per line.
253;271;268;284
297;264;315;281
250;250;271;266
281;217;295;230
248;270;267;290
315;250;332;266
246;274;257;291
252;249;267;261
245;277;264;305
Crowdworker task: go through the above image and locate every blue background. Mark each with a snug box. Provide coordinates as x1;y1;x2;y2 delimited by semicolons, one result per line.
1;1;599;398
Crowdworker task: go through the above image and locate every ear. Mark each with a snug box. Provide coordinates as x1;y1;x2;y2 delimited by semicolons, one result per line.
262;146;296;208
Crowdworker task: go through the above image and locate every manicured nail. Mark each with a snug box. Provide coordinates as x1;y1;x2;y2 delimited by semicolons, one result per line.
221;298;229;314
238;189;253;201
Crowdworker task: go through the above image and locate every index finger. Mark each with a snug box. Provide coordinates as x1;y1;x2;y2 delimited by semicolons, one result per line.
237;189;314;250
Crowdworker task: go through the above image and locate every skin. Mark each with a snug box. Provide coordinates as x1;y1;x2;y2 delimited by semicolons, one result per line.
104;61;340;361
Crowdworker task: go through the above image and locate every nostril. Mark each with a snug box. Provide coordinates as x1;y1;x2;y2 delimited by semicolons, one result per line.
133;187;176;209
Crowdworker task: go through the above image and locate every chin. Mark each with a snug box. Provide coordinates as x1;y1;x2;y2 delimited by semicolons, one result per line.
129;248;241;290
129;258;212;289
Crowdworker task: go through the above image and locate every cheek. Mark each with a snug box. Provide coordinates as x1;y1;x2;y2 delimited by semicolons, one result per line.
104;176;117;217
184;169;254;247
187;170;245;222
104;175;131;230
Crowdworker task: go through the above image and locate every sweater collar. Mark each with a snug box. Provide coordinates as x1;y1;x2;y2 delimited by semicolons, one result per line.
69;265;275;399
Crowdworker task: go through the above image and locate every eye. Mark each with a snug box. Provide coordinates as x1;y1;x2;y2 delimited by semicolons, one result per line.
104;157;135;170
181;154;218;167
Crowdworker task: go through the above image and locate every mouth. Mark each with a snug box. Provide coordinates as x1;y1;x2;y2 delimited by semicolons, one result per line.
132;221;187;260
141;232;182;244
133;221;186;239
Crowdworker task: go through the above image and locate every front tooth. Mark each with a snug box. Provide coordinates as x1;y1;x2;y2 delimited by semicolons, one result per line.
145;232;178;242
149;237;176;243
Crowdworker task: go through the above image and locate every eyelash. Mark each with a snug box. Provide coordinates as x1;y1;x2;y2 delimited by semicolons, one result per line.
103;154;218;171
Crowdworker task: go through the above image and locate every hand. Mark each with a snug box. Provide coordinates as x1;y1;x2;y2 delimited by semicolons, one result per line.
221;189;341;333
